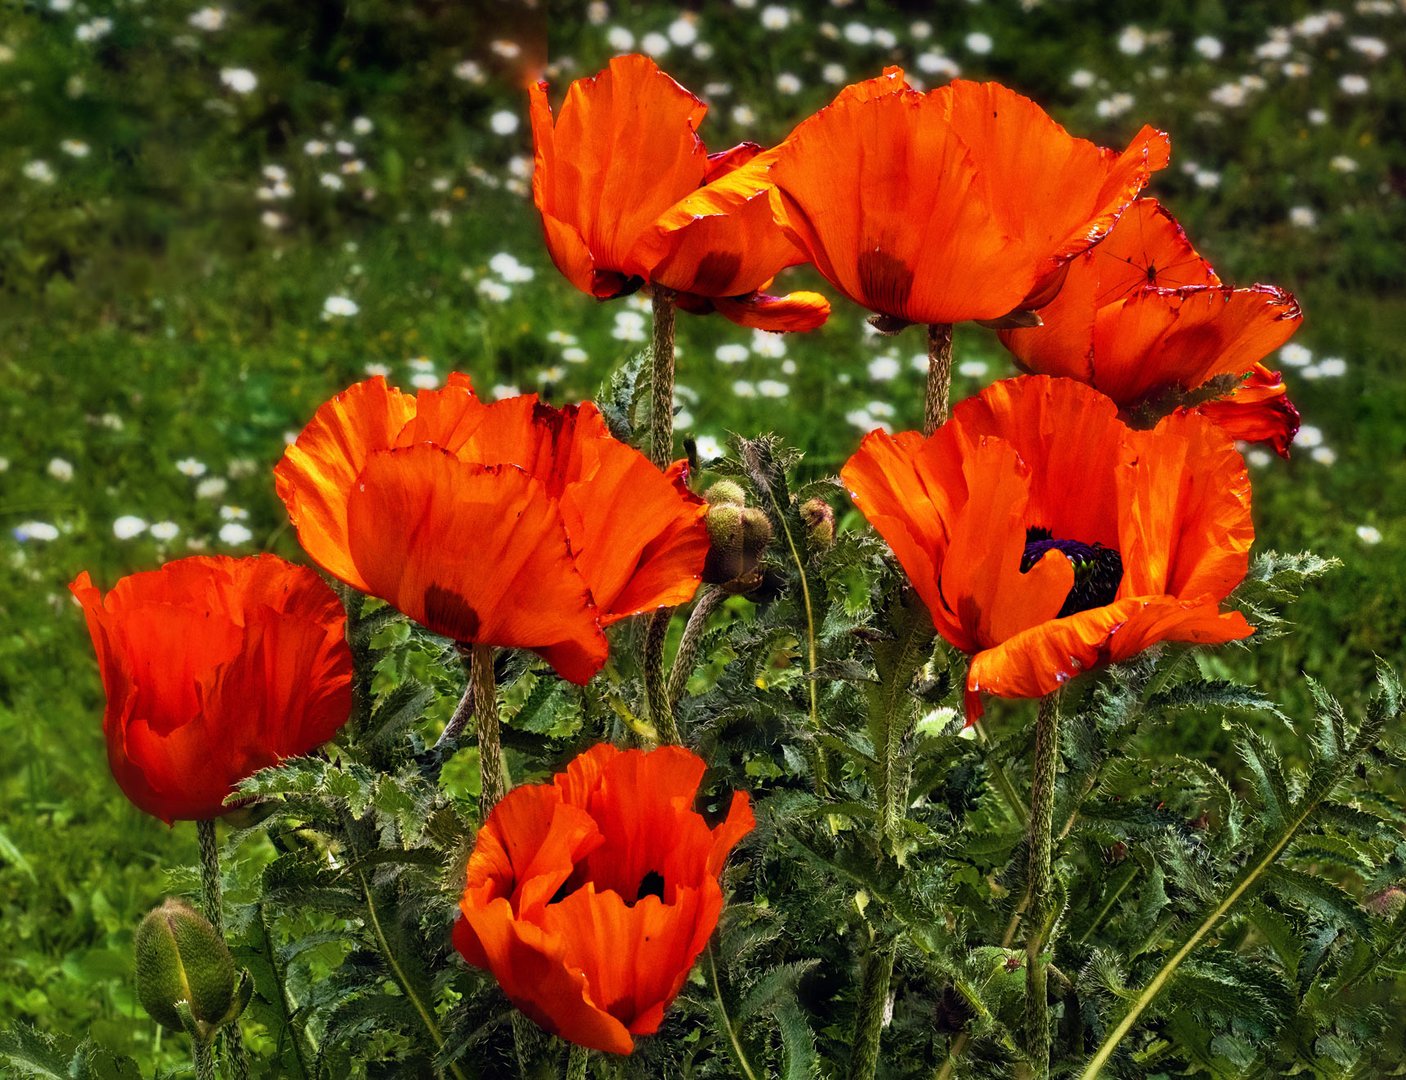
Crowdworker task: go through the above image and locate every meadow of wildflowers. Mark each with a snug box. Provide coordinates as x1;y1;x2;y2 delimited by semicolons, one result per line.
2;1;1405;1076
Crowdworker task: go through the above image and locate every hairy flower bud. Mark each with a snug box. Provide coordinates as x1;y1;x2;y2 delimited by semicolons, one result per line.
800;497;835;548
134;899;244;1041
702;480;746;508
703;504;773;591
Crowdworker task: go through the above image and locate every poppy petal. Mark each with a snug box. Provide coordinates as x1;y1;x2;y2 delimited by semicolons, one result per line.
1197;364;1300;456
345;446;608;683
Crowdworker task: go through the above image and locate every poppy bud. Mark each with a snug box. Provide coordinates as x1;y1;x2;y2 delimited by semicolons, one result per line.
703;494;773;592
134;899;247;1042
800;497;835;548
1366;887;1406;919
703;480;746;507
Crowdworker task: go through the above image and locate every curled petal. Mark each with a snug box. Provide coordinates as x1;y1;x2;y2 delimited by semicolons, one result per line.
1197;364;1301;457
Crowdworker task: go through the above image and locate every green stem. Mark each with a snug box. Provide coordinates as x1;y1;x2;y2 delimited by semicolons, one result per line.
565;1042;590;1079
707;947;759;1080
849;943;896;1080
666;585;724;707
974;719;1028;828
194;1038;216;1080
471;643;505;817
196;819;249;1080
356;867;469;1080
923;323;954;435
648;288;677;468
1023;694;1061;1077
435;646;474;749
256;903;312;1079
644;609;679;744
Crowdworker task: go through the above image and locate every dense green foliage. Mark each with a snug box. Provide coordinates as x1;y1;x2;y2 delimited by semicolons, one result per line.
2;1;1404;1076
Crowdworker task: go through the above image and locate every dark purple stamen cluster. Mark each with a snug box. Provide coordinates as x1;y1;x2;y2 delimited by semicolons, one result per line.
1021;527;1124;618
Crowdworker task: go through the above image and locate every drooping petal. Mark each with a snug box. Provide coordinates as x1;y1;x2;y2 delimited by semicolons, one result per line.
344;447;608;683
707;289;831;332
1196;364;1300;456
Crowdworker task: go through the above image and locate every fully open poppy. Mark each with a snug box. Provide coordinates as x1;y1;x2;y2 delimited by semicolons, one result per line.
454;743;754;1054
70;555;354;823
998;199;1303;449
274;375;709;684
529;53;828;332
766;70;1169;328
842;376;1255;721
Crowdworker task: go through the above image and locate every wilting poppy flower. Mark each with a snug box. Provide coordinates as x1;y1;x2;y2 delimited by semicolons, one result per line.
767;69;1169;328
529;53;829;332
454;743;754;1054
1196;363;1300;457
274;375;709;684
842;376;1255;721
998;199;1303;445
70;555;354;823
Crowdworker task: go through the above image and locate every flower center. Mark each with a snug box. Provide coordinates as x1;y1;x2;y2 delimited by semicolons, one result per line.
1020;527;1124;618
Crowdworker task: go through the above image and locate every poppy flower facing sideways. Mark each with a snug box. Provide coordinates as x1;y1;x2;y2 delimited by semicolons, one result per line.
766;69;1170;328
999;199;1303;451
454;743;754;1054
842;376;1255;721
274;375;710;684
529;53;829;332
69;555;354;824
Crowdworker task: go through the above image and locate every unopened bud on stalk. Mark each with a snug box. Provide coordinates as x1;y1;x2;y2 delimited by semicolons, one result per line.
702;483;772;593
135;898;248;1042
800;497;835;548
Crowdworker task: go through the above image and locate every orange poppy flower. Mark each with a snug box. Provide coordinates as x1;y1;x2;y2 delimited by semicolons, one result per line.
842;376;1255;722
453;743;754;1054
529;53;829;332
1196;363;1300;457
69;555;354;824
998;199;1303;436
274;375;709;684
767;69;1169;327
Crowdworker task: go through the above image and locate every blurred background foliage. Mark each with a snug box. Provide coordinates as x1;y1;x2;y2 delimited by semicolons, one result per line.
1;0;1402;1068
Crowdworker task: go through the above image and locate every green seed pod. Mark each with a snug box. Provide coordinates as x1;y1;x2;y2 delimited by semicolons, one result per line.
134;898;237;1039
703;504;773;591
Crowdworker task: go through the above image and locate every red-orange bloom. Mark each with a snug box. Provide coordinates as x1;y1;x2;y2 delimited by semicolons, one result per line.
767;69;1169;327
1196;364;1301;457
454;743;754;1054
274;375;709;684
998;199;1303;446
529;53;829;332
842;376;1255;721
70;555;354;824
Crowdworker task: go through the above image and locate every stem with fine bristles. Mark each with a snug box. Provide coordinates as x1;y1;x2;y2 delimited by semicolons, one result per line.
849;943;896;1080
644;610;679;744
924;323;954;435
1023;693;1062;1077
196;818;249;1080
649;289;677;468
667;585;725;706
472;644;505;817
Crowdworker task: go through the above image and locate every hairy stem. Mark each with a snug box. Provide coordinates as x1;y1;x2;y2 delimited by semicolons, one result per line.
193;1038;216;1080
564;1042;590;1080
923;323;954;435
648;288;677;468
644;609;679;744
667;585;725;706
472;643;505;817
849;943;896;1080
196;819;249;1080
1023;694;1061;1077
708;947;760;1080
256;903;312;1079
435;645;474;749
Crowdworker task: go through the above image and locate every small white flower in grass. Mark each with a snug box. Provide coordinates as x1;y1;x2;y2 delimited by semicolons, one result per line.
189;7;226;31
1296;424;1323;448
1279;343;1312;367
606;26;635;51
541;365;565;384
587;2;609;25
478;279;512;302
760;5;790;29
227;459;257;479
1255;38;1291;61
1194;35;1223;59
694;434;723;461
0;45;13;63
1301;365;1322;381
320;172;344;191
641;32;670;57
0;457;8;472
1117;26;1146;55
489;252;535;283
668;17;698;45
562;346;588;364
1193;169;1221;189
75;18;113;42
732;380;758;399
1307;108;1327;125
364;362;390;377
674;409;694;428
197;477;229;499
323;295;359;317
867;401;895;418
1096;93;1134;119
751;330;786;358
1340;74;1369;96
1069;68;1095;88
15;522;60;542
410;372;440;389
1245;448;1273;469
732;104;756;126
48;458;74;482
715;343;750;364
868;356;901;381
1350;36;1388;61
758;380;789;398
60;139;89;158
822;62;847;84
776;72;802;94
547;330;577;346
112;516;147;540
220;68;258;94
693;42;715;61
958;360;989;378
220;506;249;522
149;521;180;542
911;20;932;38
49;0;73;10
735;0;756;7
1310;446;1337;466
675;385;698;404
408;356;435;372
612;310;647;342
490;110;520;136
1356;525;1383;546
491;385;520;401
781;359;797;376
304;139;328;157
1210;82;1247;107
965;31;993;54
176;458;208;478
844;22;873;45
218;523;254;546
1330;156;1358;174
1289;206;1317;228
1282;61;1311;78
1318;356;1347;377
873;27;896;49
454;60;486;84
283;431;299;445
24;160;55;184
260;210;285;230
